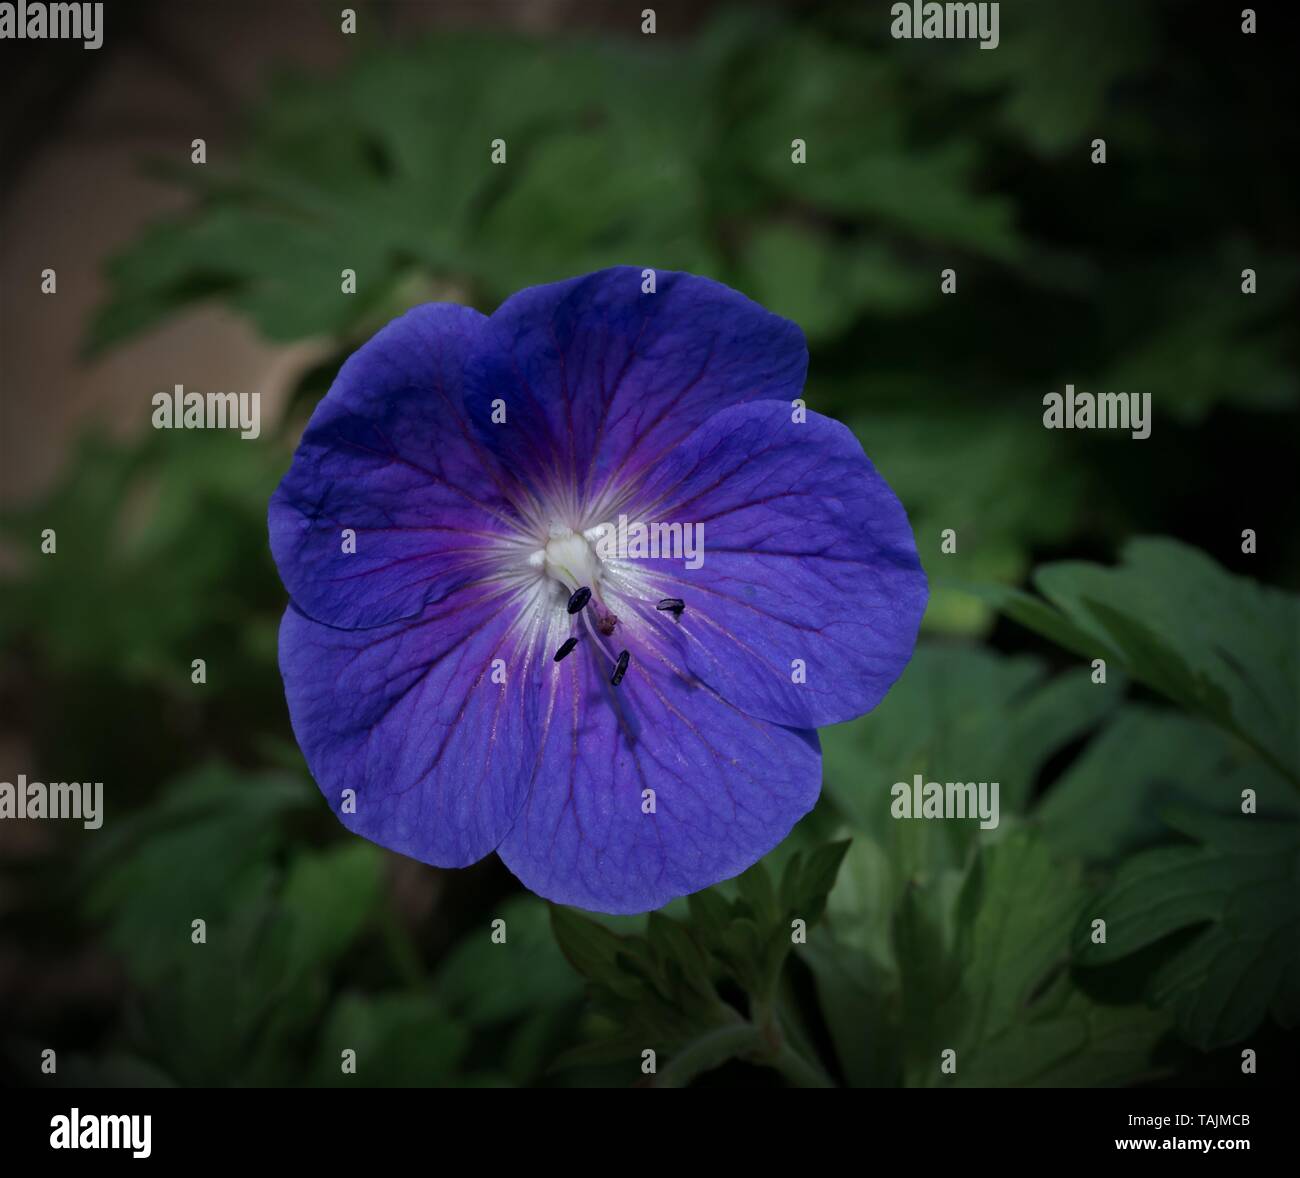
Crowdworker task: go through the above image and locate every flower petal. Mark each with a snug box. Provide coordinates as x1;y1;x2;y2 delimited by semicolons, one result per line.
278;581;548;867
463;266;807;516
270;303;527;631
495;638;821;914
617;400;926;728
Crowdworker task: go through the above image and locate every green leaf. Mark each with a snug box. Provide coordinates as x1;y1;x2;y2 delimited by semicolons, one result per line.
86;34;721;354
84;763;312;986
947;0;1156;154
780;840;851;925
80;764;394;1085
739;225;933;340
1039;707;1300;864
437;896;582;1028
307;992;468;1087
980;538;1300;785
727;35;1021;259
280;842;384;982
849;409;1087;633
116;873;300;1085
953;975;1171;1087
552;904;730;1064
550;840;851;1084
1095;250;1300;422
0;430;283;684
897;831;1171;1087
822;644;1122;866
735;860;778;927
685;888;733;945
1077;811;1300;1049
549;905;638;993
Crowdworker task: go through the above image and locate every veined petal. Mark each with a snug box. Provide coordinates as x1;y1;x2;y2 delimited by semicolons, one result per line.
496;635;821;914
278;580;549;867
619;400;926;728
463;267;807;519
270;303;530;631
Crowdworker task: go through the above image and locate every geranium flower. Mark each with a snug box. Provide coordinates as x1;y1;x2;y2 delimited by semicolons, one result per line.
269;267;926;913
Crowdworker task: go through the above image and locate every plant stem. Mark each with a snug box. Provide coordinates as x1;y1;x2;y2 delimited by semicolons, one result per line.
655;1012;837;1088
769;1040;836;1088
654;1022;765;1088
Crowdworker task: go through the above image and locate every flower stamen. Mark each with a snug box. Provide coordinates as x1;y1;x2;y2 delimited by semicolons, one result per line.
611;649;631;686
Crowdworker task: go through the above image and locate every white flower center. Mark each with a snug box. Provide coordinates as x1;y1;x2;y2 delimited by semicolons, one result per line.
534;524;603;594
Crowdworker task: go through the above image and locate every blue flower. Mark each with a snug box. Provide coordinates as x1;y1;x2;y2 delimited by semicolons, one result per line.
270;268;926;913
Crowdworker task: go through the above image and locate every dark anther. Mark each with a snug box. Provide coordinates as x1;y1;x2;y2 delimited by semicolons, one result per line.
554;637;578;663
611;650;630;686
567;586;592;614
656;597;685;617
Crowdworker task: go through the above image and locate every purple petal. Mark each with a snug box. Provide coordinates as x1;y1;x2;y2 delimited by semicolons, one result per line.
463;267;807;515
278;582;547;867
496;638;821;914
270;303;527;631
618;400;926;728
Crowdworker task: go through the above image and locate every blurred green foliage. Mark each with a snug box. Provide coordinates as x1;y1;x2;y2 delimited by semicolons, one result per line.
3;1;1298;1087
79;3;1300;631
